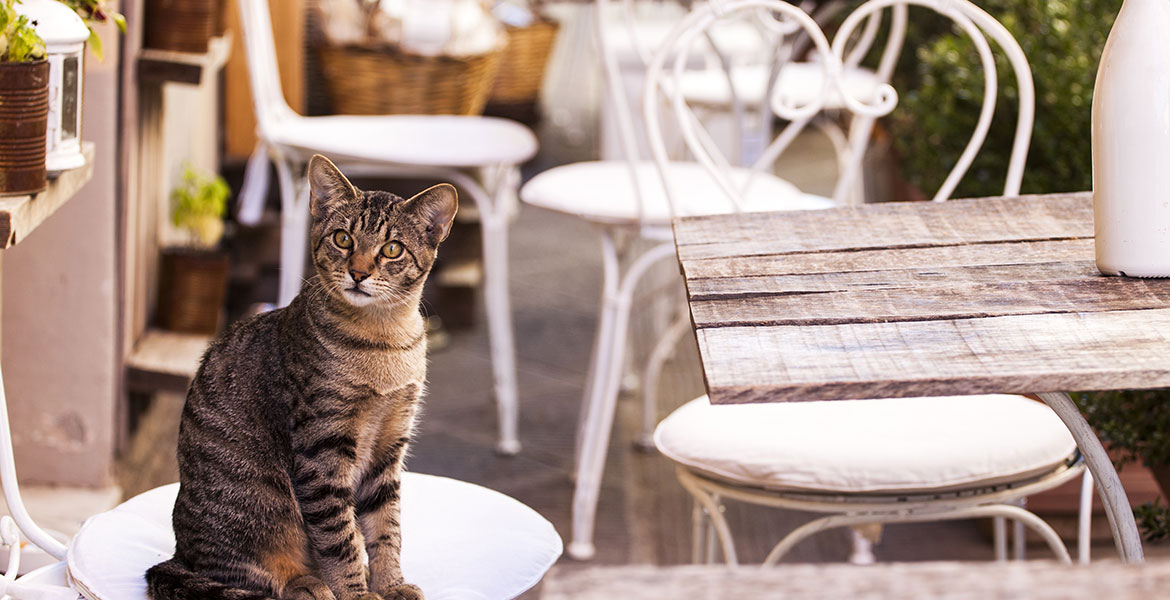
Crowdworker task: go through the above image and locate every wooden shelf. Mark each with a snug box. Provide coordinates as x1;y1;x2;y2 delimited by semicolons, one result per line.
125;328;211;392
0;143;96;249
137;35;232;86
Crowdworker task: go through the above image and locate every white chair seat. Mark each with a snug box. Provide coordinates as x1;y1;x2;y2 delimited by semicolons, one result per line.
271;114;539;168
654;395;1079;494
520;160;835;225
677;62;883;111
66;473;562;600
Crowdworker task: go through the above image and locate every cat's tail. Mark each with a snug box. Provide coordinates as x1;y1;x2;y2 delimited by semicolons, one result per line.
145;558;273;600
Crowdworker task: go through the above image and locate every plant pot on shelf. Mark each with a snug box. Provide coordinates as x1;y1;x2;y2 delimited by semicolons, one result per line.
157;247;230;335
143;0;218;53
0;59;48;196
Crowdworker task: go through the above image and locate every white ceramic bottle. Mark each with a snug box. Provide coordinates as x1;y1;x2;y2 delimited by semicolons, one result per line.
1092;0;1170;277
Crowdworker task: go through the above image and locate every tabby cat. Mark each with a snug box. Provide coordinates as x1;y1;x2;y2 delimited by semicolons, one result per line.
145;155;457;600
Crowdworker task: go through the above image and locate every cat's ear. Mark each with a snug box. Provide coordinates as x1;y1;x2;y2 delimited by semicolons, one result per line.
405;183;458;246
307;154;358;218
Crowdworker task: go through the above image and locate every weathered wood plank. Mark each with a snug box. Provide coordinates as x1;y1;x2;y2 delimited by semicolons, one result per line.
682;238;1094;280
687;259;1101;298
697;308;1170;403
673;192;1093;261
689;272;1170;328
0;143;95;249
540;561;1170;600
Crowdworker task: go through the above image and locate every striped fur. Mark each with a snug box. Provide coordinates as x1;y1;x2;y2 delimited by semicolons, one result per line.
145;156;456;600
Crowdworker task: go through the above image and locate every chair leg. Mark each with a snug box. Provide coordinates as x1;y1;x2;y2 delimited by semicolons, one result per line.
448;166;522;456
568;233;624;560
480;213;520;456
275;160;309;308
1013;497;1027;560
691;501;707;564
569;237;678;560
676;468;739;566
635;301;690;451
993;516;1008;561
1079;470;1094;564
848;527;876;565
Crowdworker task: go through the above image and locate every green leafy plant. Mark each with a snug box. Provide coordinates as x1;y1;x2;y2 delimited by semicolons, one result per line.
171;165;230;249
0;0;46;62
887;0;1121;198
55;0;126;61
1074;389;1170;541
1136;498;1170;543
1073;390;1170;470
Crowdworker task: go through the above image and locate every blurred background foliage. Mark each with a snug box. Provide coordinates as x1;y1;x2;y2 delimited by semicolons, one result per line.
885;0;1122;198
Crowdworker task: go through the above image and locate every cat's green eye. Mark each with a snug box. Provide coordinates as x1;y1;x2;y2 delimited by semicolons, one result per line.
332;230;353;249
381;241;405;259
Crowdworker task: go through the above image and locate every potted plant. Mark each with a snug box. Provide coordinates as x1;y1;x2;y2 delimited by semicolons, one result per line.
0;0;48;195
1074;390;1170;541
157;165;231;335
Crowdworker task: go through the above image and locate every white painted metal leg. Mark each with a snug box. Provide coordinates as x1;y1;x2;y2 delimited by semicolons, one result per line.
569;239;678;560
0;365;66;560
275;160;308;308
848;527;876;565
481;213;520;455
993;516;1007;561
636;302;691;450
1013;498;1027;560
1079;470;1094;564
677;468;739;566
1037;392;1144;564
442;167;522;456
568;233;623;560
691;501;706;564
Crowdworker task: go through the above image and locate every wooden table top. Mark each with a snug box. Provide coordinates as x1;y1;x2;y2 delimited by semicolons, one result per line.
673;192;1170;403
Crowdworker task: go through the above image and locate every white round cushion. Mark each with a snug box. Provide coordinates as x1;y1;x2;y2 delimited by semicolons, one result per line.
520;160;835;225
273;114;539;168
67;473;562;600
654;395;1078;494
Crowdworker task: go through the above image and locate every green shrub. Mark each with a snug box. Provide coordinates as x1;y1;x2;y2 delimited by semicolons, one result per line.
888;0;1122;198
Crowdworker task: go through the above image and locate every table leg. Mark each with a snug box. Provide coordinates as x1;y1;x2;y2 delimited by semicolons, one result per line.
1036;392;1145;564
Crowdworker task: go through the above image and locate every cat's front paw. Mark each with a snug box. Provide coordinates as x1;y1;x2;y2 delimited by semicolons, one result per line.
355;594;384;600
380;583;424;600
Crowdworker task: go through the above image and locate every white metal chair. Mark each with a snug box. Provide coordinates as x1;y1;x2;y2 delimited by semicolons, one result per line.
645;0;1090;565
236;0;537;454
674;0;904;202
521;0;837;560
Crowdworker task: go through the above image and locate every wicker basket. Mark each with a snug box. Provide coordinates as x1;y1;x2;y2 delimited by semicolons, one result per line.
489;18;559;105
317;44;502;115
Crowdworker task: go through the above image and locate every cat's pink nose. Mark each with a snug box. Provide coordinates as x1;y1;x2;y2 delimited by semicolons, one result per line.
349;269;370;283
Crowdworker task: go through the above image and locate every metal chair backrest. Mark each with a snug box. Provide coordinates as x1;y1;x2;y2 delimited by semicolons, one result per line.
237;0;298;140
642;0;1034;214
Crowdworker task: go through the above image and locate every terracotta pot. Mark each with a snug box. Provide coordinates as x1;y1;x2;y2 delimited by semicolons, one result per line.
1150;465;1170;500
157;247;230;335
0;59;48;196
143;0;219;54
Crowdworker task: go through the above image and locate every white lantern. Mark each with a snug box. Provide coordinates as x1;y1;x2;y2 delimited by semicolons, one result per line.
17;0;88;173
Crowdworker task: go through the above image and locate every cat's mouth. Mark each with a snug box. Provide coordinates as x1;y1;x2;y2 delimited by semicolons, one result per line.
341;285;376;305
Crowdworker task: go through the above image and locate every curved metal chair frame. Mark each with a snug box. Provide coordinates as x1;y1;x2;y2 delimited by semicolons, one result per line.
676;459;1086;566
638;0;1106;566
238;0;527;454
